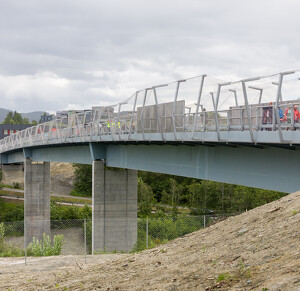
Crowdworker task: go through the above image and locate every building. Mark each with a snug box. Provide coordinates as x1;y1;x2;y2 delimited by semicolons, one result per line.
39;114;53;123
0;124;32;140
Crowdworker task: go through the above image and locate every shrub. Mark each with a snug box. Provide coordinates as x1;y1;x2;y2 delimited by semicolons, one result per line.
12;182;20;189
27;233;64;256
0;223;23;257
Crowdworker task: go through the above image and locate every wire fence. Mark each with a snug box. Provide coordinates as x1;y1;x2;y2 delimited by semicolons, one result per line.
0;214;236;265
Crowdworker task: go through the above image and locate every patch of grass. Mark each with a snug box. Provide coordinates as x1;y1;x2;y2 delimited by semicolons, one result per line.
216;272;231;282
0;189;24;197
50;196;91;205
0;183;24;190
234;260;251;281
292;210;298;216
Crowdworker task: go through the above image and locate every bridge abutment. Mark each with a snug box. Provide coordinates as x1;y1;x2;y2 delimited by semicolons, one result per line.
92;160;137;253
24;159;50;245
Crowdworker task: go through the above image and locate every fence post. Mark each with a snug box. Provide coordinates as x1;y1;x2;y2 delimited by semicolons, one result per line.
84;219;87;264
24;222;27;266
203;215;206;228
146;218;148;249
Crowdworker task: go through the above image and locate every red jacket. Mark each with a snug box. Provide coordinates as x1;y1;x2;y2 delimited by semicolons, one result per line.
284;107;300;121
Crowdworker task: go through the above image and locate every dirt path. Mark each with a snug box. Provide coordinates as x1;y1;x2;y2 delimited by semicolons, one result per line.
1;191;300;290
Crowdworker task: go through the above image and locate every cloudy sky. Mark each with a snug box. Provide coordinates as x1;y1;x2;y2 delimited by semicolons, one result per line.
0;0;299;113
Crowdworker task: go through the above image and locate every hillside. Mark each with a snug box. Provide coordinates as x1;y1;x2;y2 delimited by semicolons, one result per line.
1;191;300;290
0;107;46;123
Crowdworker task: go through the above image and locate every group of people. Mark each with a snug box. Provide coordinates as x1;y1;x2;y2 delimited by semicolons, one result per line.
262;102;300;130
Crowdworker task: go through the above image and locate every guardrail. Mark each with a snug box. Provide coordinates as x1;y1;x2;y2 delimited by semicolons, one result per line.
1;70;300;153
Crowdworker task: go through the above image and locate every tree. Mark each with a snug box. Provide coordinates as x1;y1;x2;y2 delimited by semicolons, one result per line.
2;111;32;124
71;164;92;196
138;178;156;217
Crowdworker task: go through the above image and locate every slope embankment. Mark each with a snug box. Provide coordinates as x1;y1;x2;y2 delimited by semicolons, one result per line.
1;191;300;290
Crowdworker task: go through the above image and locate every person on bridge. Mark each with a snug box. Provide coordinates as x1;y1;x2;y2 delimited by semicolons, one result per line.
284;105;300;130
262;102;273;130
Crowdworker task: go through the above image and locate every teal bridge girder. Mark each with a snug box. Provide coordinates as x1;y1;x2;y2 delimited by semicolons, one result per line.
1;141;300;193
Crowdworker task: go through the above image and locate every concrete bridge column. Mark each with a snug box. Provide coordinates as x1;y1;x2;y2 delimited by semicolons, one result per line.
24;158;50;245
92;160;137;253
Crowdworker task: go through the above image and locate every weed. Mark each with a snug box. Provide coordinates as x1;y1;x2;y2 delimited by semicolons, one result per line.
216;272;231;282
292;210;298;216
235;260;251;280
12;182;20;189
27;233;64;256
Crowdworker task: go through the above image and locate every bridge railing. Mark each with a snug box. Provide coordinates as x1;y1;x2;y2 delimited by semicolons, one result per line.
1;70;300;153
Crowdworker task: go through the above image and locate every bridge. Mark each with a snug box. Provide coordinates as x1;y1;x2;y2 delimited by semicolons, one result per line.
1;70;300;252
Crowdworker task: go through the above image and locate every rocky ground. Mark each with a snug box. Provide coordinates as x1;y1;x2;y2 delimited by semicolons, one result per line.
1;190;300;290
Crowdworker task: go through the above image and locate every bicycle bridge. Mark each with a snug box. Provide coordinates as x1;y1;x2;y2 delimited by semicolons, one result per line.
1;70;300;252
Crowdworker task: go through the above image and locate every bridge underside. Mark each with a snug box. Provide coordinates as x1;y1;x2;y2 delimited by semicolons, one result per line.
2;142;299;193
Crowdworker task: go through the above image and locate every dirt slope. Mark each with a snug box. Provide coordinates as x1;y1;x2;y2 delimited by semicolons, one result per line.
1;191;300;290
1;162;74;194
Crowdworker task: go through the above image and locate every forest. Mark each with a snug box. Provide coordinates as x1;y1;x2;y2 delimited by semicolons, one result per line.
71;164;287;217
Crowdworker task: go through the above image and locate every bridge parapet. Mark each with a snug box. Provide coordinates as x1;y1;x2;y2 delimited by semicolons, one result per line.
2;70;300;154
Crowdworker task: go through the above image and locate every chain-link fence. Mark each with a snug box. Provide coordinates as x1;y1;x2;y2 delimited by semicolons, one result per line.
0;214;235;265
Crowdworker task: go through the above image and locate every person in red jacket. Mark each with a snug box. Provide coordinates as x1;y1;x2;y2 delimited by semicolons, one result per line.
284;105;300;130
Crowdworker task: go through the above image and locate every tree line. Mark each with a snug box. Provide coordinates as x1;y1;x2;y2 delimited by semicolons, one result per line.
72;164;287;217
2;111;37;125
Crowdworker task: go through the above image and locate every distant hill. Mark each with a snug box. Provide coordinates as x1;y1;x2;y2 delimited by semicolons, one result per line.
0;108;47;123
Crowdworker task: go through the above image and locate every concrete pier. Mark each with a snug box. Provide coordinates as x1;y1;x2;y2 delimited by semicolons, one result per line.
92;160;137;253
24;159;51;245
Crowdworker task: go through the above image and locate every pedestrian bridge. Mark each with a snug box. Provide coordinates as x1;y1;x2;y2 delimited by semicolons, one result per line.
2;70;300;253
1;70;300;192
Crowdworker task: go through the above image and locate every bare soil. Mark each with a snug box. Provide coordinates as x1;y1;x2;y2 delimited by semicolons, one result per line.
1;191;300;290
1;162;75;195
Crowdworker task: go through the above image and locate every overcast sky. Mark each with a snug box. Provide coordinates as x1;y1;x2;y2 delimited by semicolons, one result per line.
0;0;299;113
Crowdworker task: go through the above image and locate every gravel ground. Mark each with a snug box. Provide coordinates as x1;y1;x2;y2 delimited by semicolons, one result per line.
1;191;300;290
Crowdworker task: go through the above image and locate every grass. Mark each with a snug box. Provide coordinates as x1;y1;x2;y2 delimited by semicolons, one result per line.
0;189;91;206
216;272;231;282
0;183;24;190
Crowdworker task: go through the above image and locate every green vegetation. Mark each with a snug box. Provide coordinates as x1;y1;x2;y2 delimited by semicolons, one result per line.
50;202;91;220
0;198;24;222
216;272;231;282
70;164;92;196
133;217;204;252
71;166;288;216
27;233;64;256
0;198;92;222
0;223;23;257
0;222;64;257
2;111;37;125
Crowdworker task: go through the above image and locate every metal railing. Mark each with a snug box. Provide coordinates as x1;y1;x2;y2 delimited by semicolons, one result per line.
1;70;300;153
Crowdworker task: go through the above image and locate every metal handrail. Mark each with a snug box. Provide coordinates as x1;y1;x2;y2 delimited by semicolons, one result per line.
1;70;300;153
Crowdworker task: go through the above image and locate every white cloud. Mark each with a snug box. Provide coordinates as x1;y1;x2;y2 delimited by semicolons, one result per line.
0;0;300;113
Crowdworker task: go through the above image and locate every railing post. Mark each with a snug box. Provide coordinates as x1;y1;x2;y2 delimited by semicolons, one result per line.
141;89;150;141
275;71;295;142
241;77;261;143
214;82;231;141
172;80;186;140
128;91;138;140
192;75;206;139
153;84;168;141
